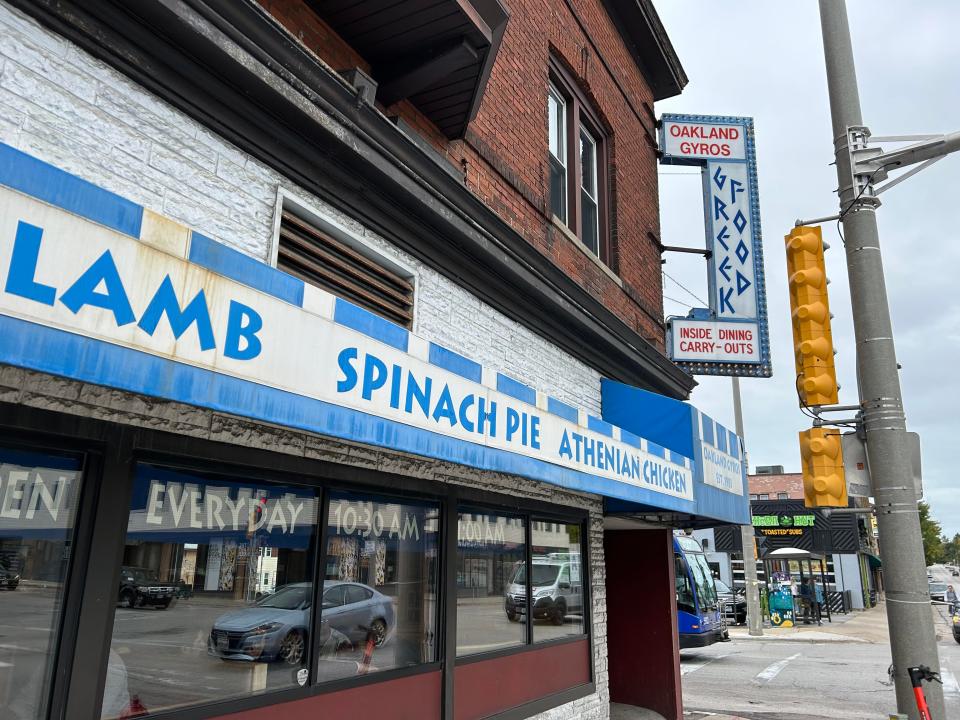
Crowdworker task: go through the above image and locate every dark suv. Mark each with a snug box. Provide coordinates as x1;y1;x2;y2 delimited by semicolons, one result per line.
715;579;747;625
0;561;20;590
118;566;176;609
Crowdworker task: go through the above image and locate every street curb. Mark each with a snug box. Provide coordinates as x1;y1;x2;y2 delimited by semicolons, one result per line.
727;634;870;644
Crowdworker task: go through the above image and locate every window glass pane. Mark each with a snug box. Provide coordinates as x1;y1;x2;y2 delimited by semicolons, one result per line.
456;511;526;656
580;129;596;198
550;157;567;222
102;465;320;718
581;193;599;255
531;521;584;641
548;87;565;162
579;128;599;254
548;86;567;223
1;447;83;720
319;493;439;683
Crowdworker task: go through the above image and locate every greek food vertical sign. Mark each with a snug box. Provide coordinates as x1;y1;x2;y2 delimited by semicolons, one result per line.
659;114;771;378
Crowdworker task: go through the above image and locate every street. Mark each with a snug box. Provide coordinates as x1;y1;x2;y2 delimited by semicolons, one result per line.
681;566;960;719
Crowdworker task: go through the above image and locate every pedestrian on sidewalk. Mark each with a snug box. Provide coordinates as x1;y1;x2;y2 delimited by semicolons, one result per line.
947;584;958;615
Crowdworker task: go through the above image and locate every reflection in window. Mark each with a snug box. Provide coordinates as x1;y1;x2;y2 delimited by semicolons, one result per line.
318;493;439;683
531;521;584;641
102;465;320;718
456;511;526;656
0;447;83;720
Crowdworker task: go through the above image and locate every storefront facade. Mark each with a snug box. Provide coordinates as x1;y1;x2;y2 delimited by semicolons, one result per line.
0;1;749;719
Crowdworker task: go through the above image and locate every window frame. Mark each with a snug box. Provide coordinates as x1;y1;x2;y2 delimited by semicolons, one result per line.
547;59;612;269
0;428;103;720
0;405;593;720
454;502;591;665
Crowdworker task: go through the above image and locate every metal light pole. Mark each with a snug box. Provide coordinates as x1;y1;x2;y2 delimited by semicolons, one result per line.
818;3;943;717
732;377;763;636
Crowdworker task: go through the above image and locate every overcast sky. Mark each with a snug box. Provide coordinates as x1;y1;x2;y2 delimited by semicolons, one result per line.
652;1;960;536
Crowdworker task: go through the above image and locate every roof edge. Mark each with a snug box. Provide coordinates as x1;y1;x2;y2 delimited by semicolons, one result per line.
601;0;688;101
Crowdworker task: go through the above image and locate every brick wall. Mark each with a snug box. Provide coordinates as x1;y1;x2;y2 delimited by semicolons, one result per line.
749;473;804;500
258;0;668;350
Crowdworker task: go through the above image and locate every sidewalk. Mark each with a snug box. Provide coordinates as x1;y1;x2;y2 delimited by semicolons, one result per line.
726;601;889;643
610;705;750;720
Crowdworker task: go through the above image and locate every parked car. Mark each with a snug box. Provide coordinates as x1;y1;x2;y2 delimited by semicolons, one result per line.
209;581;395;665
504;556;582;626
0;561;20;590
929;581;948;603
715;579;747;625
118;566;176;609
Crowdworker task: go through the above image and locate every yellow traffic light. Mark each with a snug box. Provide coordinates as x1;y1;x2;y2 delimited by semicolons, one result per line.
785;226;839;406
799;427;847;507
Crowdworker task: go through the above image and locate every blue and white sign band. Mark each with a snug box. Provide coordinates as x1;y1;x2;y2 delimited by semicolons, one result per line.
0;143;694;507
659;114;771;379
696;410;744;496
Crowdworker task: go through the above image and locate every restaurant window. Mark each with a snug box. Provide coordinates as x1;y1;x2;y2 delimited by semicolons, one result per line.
0;446;84;720
531;520;585;641
318;492;440;682
456;511;526;656
275;199;415;328
101;464;320;718
548;60;611;266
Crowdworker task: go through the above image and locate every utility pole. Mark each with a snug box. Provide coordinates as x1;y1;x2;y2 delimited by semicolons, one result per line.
732;377;762;636
818;3;943;717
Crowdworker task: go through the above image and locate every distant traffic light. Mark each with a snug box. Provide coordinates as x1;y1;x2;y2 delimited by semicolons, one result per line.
785;226;838;406
799;427;847;507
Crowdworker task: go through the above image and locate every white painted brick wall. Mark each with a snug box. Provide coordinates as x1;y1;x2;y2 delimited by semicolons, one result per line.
0;2;602;415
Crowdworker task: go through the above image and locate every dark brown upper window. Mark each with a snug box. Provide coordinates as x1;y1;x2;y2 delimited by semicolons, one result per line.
277;209;414;328
548;61;611;267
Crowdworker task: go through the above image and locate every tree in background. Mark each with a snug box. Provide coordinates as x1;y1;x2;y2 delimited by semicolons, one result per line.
942;533;960;566
918;501;944;566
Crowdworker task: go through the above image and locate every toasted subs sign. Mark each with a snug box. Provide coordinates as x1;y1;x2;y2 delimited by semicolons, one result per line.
0;143;694;507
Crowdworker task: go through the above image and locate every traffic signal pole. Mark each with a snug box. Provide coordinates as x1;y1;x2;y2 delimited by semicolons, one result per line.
732;377;763;637
818;3;944;717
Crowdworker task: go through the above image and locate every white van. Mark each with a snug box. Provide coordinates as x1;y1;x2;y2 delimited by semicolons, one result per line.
504;554;582;625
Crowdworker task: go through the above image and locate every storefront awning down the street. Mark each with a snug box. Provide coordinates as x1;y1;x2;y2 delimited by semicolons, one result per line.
865;552;883;569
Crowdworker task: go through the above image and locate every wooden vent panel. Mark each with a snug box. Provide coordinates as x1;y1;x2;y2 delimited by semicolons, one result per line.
278;211;414;328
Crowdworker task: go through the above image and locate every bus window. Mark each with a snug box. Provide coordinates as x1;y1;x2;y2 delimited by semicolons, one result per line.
687;552;718;610
675;553;695;615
